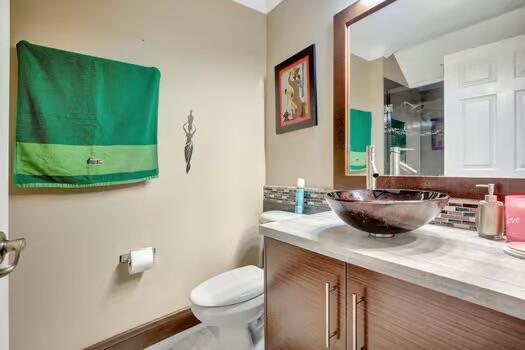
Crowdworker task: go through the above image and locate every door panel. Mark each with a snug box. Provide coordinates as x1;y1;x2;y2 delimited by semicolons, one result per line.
459;60;497;87
461;95;495;168
265;238;346;350
515;48;525;78
515;89;525;170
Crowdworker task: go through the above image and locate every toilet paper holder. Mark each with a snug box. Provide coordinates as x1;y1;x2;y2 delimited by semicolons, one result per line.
119;248;156;264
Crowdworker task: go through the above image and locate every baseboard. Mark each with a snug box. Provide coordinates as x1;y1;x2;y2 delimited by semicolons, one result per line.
84;307;200;350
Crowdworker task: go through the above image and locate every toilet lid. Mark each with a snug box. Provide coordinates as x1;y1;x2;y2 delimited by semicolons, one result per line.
190;265;264;307
259;210;303;224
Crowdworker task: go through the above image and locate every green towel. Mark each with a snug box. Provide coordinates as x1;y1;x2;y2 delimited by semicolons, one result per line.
15;41;161;188
349;108;372;173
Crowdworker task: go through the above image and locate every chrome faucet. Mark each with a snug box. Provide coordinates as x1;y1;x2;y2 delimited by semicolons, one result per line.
367;145;379;190
389;147;418;176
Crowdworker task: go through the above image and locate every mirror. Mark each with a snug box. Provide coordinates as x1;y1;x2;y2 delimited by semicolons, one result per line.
347;0;525;178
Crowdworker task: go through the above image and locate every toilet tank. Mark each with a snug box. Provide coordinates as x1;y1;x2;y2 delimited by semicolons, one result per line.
259;210;303;224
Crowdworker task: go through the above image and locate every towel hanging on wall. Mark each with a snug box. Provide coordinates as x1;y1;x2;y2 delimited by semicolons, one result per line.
15;41;161;188
349;108;372;174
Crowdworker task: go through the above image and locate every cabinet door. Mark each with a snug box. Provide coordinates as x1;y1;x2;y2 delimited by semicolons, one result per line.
265;238;346;350
347;265;525;350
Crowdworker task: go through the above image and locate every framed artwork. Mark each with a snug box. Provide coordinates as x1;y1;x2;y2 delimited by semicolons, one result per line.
274;44;317;134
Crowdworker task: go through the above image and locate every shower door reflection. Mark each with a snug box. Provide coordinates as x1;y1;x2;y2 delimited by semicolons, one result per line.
384;80;444;176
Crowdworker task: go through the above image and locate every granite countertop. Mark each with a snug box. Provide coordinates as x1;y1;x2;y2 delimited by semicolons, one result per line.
260;211;525;320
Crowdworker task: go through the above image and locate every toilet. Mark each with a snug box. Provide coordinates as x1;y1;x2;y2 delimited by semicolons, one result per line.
190;265;264;350
190;211;301;350
258;210;304;224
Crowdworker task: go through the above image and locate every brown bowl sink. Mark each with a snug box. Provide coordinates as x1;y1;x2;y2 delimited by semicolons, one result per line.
326;189;449;238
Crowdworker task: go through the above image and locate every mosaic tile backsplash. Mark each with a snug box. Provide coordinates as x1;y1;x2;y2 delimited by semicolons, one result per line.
431;199;478;231
263;185;479;231
263;185;330;214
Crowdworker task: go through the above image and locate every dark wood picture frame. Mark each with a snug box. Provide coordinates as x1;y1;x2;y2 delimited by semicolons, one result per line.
333;0;525;200
275;44;317;134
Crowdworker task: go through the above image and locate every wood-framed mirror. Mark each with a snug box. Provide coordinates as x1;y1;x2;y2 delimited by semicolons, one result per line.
334;0;525;199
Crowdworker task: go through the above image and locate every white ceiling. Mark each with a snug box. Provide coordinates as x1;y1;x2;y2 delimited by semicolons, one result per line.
394;6;525;87
350;0;525;61
232;0;284;14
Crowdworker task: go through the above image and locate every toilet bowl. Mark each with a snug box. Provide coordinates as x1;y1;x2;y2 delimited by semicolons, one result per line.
190;211;302;349
190;265;264;350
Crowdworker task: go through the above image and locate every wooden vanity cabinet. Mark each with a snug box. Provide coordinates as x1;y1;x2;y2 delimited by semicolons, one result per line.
265;238;525;350
347;265;525;350
265;238;346;350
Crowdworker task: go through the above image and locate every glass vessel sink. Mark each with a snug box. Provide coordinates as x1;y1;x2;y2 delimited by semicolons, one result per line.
326;189;449;238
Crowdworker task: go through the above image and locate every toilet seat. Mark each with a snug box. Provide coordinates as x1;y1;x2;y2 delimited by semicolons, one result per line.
191;294;264;326
191;265;263;307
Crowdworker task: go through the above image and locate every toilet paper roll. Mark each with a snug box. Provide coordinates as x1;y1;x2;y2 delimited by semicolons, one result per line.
128;247;155;275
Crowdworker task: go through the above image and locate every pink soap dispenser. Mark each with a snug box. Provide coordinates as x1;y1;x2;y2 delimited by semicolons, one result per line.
505;195;525;243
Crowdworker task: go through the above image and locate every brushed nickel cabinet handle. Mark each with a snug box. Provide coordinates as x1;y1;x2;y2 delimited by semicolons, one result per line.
325;283;330;349
0;232;26;278
352;293;365;350
325;283;338;349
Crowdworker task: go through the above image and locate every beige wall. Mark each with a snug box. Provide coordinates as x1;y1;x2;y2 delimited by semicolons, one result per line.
9;1;266;349
350;54;385;173
383;55;408;87
349;53;415;174
265;0;357;188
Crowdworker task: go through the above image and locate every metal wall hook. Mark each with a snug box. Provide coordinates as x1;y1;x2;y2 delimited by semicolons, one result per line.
0;232;26;278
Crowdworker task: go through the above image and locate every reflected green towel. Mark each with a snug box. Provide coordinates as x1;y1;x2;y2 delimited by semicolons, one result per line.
349;109;372;173
15;41;161;188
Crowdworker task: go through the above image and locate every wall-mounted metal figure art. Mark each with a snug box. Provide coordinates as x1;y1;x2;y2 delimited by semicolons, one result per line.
183;110;197;174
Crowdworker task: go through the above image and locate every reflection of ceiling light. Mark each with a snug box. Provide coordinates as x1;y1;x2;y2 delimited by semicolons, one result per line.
359;0;384;7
